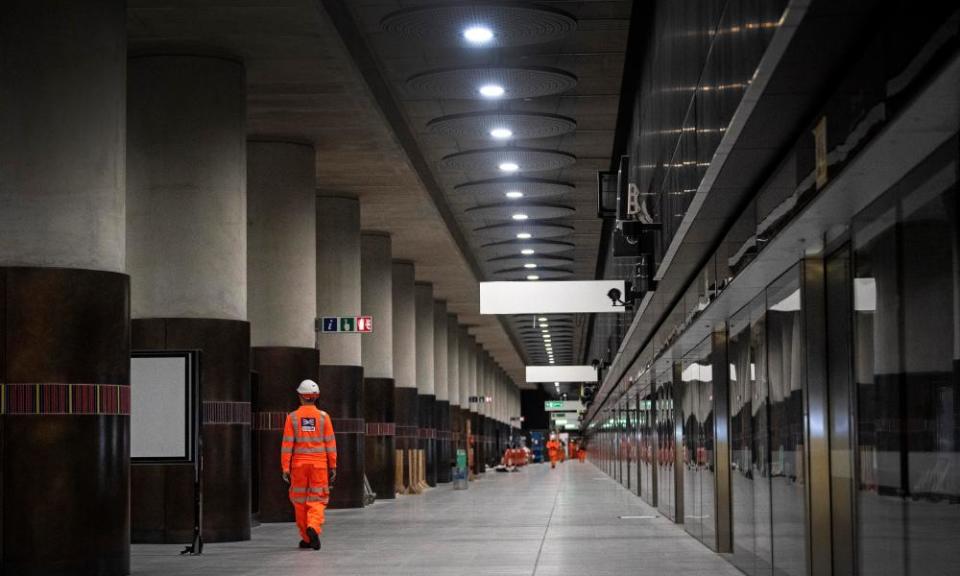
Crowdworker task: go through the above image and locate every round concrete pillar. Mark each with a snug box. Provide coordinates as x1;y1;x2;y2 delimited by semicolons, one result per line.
0;2;129;572
414;283;437;487
361;232;395;500
315;194;364;508
391;261;418;491
446;315;462;454
247;140;318;523
128;53;251;543
433;300;451;482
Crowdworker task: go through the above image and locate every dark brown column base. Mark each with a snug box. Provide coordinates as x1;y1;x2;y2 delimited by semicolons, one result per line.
1;267;130;576
132;318;252;543
364;377;396;500
418;394;437;487
251;346;318;523
318;364;365;509
435;400;452;483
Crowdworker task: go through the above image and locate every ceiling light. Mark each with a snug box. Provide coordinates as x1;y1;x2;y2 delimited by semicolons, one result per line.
539;322;548;327
542;329;549;333
479;84;505;98
521;248;535;255
516;232;532;239
506;191;524;199
499;162;519;172
538;317;548;322
549;360;555;364
523;263;537;269
511;213;528;221
526;275;540;281
490;128;513;140
463;26;494;45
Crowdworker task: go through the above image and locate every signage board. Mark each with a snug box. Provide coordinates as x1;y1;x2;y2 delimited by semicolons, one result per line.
320;316;373;333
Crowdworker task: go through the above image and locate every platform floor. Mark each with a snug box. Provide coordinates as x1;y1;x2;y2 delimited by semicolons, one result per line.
132;461;742;575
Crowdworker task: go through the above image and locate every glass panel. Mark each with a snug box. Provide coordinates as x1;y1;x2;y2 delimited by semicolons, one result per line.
729;293;768;575
767;269;807;576
657;370;676;519
853;140;959;576
681;351;702;541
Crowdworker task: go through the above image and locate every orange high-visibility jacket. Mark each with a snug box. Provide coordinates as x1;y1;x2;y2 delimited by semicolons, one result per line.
281;405;337;473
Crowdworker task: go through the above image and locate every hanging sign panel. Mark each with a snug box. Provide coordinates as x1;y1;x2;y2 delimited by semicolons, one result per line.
320;316;373;333
480;280;626;314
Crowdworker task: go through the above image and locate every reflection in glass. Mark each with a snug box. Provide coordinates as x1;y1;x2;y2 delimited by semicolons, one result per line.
853;141;959;576
767;272;807;576
681;338;716;549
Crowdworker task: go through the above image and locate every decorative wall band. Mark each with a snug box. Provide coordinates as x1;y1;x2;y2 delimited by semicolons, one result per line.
437;430;453;441
396;425;419;439
417;427;437;440
332;418;365;435
203;401;251;425
253;411;288;431
366;422;396;437
0;383;130;415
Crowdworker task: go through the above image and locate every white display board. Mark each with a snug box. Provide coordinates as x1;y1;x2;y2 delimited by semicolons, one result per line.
480;280;626;314
131;353;197;461
526;365;598;383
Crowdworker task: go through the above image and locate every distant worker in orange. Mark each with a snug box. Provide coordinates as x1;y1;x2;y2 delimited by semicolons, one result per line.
281;379;337;551
546;434;562;469
578;446;586;463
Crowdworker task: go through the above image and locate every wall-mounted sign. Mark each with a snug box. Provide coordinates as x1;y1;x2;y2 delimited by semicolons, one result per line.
320;316;373;333
468;396;493;404
545;400;564;410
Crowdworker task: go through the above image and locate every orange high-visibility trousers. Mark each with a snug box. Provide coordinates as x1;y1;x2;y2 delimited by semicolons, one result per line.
289;464;330;541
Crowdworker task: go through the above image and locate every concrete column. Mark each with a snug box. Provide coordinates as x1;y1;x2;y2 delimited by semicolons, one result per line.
0;2;129;572
314;194;364;508
433;301;452;482
247;140;318;523
392;261;418;491
415;283;437;487
447;315;461;454
128;53;251;542
361;232;395;500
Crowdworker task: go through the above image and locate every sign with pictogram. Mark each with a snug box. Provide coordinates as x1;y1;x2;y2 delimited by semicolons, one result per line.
320;316;374;334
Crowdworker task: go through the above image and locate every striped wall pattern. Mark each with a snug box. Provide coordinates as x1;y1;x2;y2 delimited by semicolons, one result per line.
0;383;130;415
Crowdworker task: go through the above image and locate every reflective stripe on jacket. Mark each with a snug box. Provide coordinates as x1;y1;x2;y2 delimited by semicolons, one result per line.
281;405;337;472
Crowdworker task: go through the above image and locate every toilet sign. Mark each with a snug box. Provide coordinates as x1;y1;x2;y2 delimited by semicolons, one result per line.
320;316;373;333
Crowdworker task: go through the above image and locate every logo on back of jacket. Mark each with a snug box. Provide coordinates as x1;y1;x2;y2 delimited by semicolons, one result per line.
301;417;317;432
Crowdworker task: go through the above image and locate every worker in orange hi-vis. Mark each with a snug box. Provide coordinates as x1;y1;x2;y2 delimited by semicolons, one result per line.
281;379;337;551
578;446;586;463
546;435;562;469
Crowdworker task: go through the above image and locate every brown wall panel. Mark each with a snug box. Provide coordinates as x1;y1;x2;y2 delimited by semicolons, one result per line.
364;377;396;499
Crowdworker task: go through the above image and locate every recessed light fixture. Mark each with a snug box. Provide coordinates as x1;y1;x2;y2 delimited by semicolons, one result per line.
463;26;494;45
521;248;535;255
539;322;548;327
549;360;555;364
511;213;528;221
523;263;537;269
499;162;519;172
538;317;548;322
505;191;524;199
490;128;513;139
526;275;540;281
542;329;549;333
479;84;505;98
516;232;532;239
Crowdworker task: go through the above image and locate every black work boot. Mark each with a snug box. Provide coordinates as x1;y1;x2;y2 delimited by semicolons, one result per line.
306;527;321;550
298;539;312;549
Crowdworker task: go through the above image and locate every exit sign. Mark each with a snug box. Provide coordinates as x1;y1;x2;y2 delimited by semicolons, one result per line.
545;401;564;410
320;316;373;333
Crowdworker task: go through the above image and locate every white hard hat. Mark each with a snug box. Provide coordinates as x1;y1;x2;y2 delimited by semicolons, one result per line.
297;379;320;395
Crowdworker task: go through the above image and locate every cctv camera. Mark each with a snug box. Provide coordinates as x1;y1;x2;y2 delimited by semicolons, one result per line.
607;288;622;305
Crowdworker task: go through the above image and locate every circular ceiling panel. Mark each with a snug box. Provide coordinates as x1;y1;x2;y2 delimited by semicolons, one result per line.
455;177;574;200
381;4;577;48
440;147;576;174
495;266;573;280
473;221;574;240
427;112;576;141
405;67;578;100
486;254;573;268
466;202;575;221
479;238;575;257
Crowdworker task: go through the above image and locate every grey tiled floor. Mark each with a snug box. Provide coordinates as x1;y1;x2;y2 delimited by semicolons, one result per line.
132;461;743;575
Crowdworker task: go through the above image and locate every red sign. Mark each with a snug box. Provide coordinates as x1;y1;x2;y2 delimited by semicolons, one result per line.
356;316;373;333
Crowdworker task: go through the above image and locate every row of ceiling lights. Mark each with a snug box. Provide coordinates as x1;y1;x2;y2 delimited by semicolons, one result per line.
461;23;556;281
